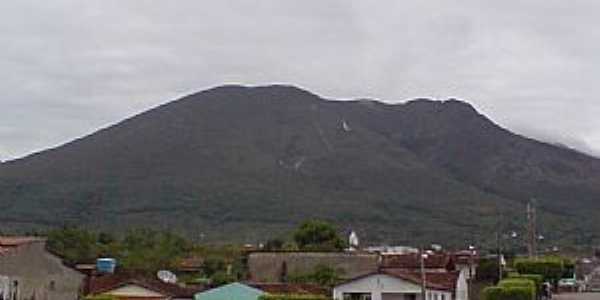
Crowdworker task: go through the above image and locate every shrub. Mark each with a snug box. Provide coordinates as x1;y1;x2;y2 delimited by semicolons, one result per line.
482;286;534;300
259;295;330;300
508;274;543;293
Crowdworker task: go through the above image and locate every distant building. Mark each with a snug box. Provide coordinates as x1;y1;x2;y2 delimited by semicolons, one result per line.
0;236;85;300
364;246;419;255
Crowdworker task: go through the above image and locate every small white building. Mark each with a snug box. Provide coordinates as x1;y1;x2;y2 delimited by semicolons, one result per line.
333;269;467;300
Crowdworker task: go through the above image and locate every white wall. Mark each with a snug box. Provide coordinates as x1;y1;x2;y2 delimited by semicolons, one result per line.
455;272;468;300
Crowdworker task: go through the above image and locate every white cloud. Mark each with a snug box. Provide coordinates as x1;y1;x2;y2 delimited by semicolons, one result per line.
1;0;599;160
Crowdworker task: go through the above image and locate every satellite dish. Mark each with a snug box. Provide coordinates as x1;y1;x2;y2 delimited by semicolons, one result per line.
157;270;178;284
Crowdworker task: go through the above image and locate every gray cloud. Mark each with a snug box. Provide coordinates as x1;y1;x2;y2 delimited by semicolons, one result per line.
1;0;599;161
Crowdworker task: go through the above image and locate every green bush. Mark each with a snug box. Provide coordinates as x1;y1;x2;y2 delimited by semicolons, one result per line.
498;278;535;290
513;258;564;283
508;274;543;293
482;286;534;300
259;295;330;300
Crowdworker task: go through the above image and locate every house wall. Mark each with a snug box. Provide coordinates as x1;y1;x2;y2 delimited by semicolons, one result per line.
0;241;85;300
247;252;379;282
333;274;451;300
106;284;168;298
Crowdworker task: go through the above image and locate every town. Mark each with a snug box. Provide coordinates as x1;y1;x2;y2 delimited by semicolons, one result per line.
0;218;597;300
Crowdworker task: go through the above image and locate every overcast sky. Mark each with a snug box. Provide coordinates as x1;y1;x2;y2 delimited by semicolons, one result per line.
1;0;599;161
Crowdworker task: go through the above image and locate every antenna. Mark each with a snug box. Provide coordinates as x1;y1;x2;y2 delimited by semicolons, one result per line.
526;199;537;258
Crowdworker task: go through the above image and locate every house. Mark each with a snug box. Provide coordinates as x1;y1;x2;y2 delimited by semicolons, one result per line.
194;282;265;300
86;273;203;300
0;236;85;300
333;268;468;300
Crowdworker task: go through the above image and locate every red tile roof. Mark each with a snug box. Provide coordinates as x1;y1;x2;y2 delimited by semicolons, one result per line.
87;273;204;298
247;283;329;296
381;253;455;270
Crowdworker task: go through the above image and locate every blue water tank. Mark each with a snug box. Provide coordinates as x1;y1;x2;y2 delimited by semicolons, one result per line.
96;258;117;274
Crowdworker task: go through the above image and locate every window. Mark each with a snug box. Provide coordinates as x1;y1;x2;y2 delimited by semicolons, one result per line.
342;293;372;300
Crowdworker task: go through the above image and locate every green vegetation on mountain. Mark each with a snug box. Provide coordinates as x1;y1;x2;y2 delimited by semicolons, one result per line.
2;85;600;246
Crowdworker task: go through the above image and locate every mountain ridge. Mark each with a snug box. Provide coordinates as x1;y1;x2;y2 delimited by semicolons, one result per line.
1;85;599;246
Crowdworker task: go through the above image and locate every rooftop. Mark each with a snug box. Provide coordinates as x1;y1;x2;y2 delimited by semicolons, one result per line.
86;273;204;298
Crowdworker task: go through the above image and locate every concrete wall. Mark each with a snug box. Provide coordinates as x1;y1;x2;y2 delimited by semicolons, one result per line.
247;252;379;282
0;241;84;300
333;274;452;300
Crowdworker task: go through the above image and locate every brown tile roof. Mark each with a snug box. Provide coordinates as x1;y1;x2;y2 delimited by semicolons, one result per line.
0;236;45;256
381;269;460;291
451;251;480;265
247;283;329;296
381;253;455;270
177;256;204;271
87;273;204;298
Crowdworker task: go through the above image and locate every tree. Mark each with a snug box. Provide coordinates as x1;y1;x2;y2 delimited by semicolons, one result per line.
46;226;100;264
118;228;189;273
293;220;345;251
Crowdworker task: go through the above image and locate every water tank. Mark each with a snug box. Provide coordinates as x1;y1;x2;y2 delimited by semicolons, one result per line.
96;258;117;274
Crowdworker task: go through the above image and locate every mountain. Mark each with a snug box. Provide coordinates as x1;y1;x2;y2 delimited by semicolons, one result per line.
1;85;599;247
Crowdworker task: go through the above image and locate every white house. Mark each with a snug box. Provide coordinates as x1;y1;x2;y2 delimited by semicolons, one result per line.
333;269;468;300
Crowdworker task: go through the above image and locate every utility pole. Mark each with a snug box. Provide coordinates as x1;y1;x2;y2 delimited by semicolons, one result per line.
420;249;427;300
496;231;502;281
526;199;537;258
